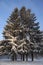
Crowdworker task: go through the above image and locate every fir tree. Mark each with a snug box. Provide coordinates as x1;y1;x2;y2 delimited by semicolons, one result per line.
3;7;42;61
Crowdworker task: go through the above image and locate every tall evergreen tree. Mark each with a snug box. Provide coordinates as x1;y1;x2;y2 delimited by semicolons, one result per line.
3;7;42;61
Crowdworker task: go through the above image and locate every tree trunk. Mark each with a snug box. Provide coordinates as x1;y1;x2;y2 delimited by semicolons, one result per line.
22;53;25;61
31;51;34;61
26;53;28;61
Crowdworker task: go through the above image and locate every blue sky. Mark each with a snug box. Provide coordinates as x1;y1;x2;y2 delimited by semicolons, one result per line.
0;0;43;40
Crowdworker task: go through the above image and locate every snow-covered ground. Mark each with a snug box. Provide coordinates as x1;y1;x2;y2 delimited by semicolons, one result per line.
0;55;43;65
0;61;43;65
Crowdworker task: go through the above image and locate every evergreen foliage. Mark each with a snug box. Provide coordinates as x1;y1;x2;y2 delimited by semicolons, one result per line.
2;7;42;61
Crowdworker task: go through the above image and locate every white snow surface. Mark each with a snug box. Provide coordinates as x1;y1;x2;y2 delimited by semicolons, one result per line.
0;55;43;65
0;61;43;65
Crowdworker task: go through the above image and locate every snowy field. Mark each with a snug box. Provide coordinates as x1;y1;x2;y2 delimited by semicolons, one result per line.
0;55;43;65
0;61;43;65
